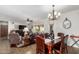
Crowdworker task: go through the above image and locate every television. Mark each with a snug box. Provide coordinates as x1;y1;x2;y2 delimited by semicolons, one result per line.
19;25;26;29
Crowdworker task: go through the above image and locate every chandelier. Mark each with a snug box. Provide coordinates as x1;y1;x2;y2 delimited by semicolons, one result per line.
48;5;61;20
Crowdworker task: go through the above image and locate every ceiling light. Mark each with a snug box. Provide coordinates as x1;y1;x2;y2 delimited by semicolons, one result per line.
48;5;61;20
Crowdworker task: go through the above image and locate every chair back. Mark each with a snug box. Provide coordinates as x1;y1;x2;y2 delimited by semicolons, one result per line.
64;35;68;45
9;33;20;44
53;34;68;54
39;34;45;38
36;35;45;54
57;33;64;37
60;35;68;53
45;33;49;38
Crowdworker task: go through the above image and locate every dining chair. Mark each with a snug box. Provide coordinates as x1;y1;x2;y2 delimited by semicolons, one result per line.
9;32;20;47
23;33;30;46
64;35;68;53
57;32;64;37
36;35;45;54
53;35;68;54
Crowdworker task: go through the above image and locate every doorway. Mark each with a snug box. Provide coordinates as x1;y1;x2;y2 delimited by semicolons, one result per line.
0;21;8;40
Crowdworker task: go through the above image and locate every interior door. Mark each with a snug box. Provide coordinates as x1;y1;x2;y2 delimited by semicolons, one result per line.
0;21;8;39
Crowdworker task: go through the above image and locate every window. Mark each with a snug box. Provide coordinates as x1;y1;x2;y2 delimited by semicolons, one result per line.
33;25;44;33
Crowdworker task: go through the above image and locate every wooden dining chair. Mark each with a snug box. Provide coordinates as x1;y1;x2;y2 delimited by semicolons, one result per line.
64;35;68;53
9;32;20;47
57;32;64;37
36;35;45;54
53;35;68;54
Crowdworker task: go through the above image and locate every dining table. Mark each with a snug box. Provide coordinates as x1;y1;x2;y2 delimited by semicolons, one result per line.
45;36;61;54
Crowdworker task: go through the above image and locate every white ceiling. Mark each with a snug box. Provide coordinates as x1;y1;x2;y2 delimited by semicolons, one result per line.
0;5;79;23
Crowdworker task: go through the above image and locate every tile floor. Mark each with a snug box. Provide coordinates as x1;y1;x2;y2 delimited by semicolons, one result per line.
0;39;36;54
0;39;79;54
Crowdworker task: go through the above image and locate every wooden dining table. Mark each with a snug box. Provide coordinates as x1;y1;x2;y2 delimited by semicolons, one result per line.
45;37;61;54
